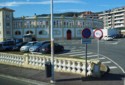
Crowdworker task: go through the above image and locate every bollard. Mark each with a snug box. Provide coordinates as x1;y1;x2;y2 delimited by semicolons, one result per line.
45;62;52;77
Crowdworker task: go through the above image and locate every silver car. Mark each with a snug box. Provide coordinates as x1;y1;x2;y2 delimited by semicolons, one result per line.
29;42;42;52
29;41;50;52
20;41;38;52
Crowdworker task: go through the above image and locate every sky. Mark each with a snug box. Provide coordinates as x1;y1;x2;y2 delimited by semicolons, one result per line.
0;0;125;17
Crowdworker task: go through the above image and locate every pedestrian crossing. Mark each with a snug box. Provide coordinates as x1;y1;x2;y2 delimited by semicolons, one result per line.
57;45;119;72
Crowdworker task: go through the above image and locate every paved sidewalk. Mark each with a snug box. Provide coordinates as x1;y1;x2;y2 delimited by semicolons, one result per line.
0;64;124;85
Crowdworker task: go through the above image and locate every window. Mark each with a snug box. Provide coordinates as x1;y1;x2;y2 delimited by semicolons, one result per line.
26;30;33;34
53;21;56;26
6;31;11;35
15;31;21;35
77;30;82;35
39;30;43;35
39;30;47;35
6;23;10;26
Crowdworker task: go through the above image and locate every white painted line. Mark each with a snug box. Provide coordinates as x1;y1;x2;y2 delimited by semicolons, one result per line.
109;66;117;69
99;57;105;60
87;55;98;58
71;49;83;52
102;61;111;64
79;47;85;49
60;51;85;55
69;52;93;57
100;54;125;73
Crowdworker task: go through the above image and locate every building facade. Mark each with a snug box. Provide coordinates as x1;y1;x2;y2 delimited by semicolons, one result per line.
0;7;103;41
99;6;125;34
0;8;14;41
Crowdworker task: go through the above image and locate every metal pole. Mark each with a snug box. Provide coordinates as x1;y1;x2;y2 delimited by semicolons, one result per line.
85;44;87;77
50;0;55;83
97;39;99;59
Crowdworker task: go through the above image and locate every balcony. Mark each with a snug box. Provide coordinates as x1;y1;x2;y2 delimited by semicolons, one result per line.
114;17;124;20
114;24;125;28
114;13;124;17
114;21;124;24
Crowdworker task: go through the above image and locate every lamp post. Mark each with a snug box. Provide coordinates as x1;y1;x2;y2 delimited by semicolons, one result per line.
50;0;55;83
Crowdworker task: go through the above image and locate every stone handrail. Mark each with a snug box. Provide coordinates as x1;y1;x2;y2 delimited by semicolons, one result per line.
0;53;99;76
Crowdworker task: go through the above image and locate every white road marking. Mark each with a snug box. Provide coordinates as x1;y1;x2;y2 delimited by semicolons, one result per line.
100;54;125;73
87;55;98;58
71;49;84;52
69;52;93;56
102;61;111;64
99;57;105;60
60;51;85;55
109;66;117;69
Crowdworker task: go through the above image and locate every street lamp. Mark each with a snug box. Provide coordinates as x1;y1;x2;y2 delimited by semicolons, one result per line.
50;0;55;83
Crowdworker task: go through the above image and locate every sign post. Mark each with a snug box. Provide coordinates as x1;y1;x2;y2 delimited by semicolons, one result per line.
50;0;55;84
82;28;91;77
94;29;103;59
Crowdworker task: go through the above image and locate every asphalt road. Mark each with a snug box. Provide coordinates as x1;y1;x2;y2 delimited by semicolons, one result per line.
89;39;125;74
57;38;125;74
0;76;36;85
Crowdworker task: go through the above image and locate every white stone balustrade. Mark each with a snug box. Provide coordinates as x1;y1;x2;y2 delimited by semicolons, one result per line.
0;53;94;76
0;53;24;66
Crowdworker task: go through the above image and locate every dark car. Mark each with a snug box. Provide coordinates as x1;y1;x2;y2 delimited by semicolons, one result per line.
0;41;15;51
12;42;27;51
39;43;64;54
29;41;50;52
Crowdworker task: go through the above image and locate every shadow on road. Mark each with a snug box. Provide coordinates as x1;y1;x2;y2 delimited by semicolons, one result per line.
56;73;125;82
56;49;70;54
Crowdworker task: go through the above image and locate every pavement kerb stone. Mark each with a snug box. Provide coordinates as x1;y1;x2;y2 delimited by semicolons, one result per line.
0;74;51;85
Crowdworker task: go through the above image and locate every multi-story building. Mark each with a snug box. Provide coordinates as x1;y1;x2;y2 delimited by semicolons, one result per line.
99;6;125;34
79;11;99;19
0;7;14;41
0;7;103;41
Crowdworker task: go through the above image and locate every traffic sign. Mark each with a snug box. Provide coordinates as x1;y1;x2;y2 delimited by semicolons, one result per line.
82;28;91;39
94;29;103;39
81;38;91;44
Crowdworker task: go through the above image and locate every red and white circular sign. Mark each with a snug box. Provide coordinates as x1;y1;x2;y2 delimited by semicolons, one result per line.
94;29;103;39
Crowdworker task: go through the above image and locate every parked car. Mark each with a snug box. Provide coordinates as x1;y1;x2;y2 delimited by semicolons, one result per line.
39;43;64;54
13;42;27;51
0;41;15;51
20;41;38;52
0;42;6;51
103;36;113;41
29;42;42;52
29;41;50;52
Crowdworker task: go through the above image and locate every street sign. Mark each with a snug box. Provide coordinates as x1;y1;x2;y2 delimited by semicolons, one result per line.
81;38;91;44
94;29;103;39
81;28;92;77
82;28;91;39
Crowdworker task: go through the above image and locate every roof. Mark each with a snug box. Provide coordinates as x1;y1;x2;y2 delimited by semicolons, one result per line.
0;7;15;12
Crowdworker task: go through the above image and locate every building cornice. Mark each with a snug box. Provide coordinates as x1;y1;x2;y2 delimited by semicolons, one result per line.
0;7;15;12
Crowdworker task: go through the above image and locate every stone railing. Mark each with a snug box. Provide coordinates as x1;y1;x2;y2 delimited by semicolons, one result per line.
0;53;101;76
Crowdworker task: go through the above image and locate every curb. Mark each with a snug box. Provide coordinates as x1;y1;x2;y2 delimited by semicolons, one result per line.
0;74;50;85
